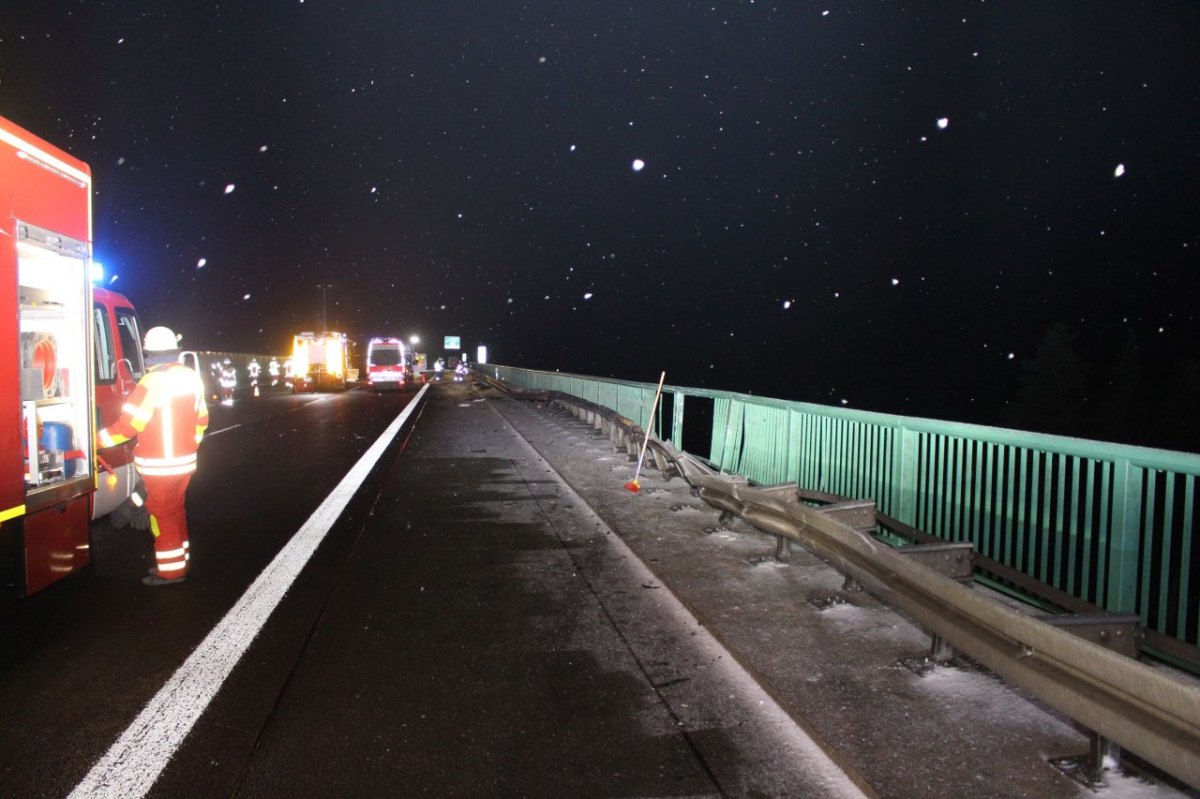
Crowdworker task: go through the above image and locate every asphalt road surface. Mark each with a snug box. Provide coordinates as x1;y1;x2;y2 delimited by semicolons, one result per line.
0;382;862;798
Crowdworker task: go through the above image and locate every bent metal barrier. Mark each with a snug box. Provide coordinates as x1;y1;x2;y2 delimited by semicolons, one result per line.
490;366;1200;665
485;367;1200;789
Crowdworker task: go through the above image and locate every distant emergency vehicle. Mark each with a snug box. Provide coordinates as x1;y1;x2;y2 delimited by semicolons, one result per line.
365;337;408;389
291;331;348;392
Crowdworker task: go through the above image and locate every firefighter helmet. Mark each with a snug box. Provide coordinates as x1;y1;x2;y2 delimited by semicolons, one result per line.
144;326;181;352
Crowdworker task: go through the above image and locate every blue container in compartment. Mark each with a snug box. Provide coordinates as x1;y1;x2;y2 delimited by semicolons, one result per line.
40;421;76;477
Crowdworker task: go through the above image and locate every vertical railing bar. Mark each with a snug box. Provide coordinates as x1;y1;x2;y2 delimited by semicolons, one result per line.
1067;456;1082;594
840;412;849;494
875;424;887;516
855;419;864;498
964;439;976;544
1056;453;1075;585
972;440;984;552
955;436;964;542
842;419;854;497
821;414;833;492
1158;474;1176;637
1141;472;1158;627
1002;446;1016;567
982;442;995;560
1097;460;1112;606
1082;459;1097;603
1039;453;1053;583
919;433;931;532
935;434;945;539
1032;451;1041;575
671;391;685;451
1179;475;1195;643
1016;447;1029;570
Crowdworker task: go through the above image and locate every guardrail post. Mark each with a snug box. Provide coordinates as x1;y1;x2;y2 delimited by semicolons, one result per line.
1106;458;1141;613
671;391;685;451
891;425;918;525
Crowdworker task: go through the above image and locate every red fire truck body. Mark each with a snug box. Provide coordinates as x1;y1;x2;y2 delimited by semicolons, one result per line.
0;116;101;595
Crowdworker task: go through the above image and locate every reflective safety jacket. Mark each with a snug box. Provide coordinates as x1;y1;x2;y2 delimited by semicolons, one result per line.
99;362;209;477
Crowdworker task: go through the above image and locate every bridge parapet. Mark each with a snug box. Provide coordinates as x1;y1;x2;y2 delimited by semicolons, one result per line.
485;367;1200;789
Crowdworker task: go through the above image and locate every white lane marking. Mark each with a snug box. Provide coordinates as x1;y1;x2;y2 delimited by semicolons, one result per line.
69;384;429;799
205;423;241;437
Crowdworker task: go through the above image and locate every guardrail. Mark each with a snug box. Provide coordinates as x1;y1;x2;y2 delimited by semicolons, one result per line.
488;365;1200;670
481;373;1200;789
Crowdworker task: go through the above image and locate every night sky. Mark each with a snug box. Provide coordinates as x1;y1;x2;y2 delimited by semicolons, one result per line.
2;3;1198;445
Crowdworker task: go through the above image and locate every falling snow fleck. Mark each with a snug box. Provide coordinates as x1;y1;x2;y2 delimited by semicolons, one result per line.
1008;353;1015;360
538;56;546;63
1114;163;1126;178
258;145;268;153
224;184;235;194
822;10;830;16
937;117;949;130
891;278;900;286
370;187;377;193
782;300;792;310
632;159;645;172
242;294;251;300
583;292;593;300
569;144;576;152
197;258;207;268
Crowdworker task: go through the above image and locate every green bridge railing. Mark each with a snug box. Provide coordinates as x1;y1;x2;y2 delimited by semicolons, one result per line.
490;365;1200;654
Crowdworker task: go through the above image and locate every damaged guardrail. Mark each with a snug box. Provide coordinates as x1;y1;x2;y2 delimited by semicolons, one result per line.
494;380;1200;790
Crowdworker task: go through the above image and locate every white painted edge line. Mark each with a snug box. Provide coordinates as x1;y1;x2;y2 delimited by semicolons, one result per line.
205;423;242;437
69;384;429;799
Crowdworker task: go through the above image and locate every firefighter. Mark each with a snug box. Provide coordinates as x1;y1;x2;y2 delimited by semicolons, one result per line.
98;326;209;586
248;357;261;397
219;358;237;404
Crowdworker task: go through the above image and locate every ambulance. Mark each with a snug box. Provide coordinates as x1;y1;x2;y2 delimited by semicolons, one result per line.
365;337;408;390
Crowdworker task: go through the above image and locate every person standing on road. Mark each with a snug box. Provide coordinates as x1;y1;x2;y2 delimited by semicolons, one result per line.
98;326;209;586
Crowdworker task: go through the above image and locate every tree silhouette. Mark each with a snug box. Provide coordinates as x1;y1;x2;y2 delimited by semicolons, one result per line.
1003;323;1090;437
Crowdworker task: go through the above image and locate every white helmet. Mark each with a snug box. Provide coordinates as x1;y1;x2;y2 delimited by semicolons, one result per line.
144;326;181;352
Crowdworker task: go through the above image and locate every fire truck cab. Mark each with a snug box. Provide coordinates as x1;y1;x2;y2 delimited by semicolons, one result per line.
91;286;145;520
0;116;98;595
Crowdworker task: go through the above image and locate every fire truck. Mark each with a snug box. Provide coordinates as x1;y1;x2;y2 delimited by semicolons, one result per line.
91;287;146;521
0;116;110;595
291;331;348;392
365;336;408;390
